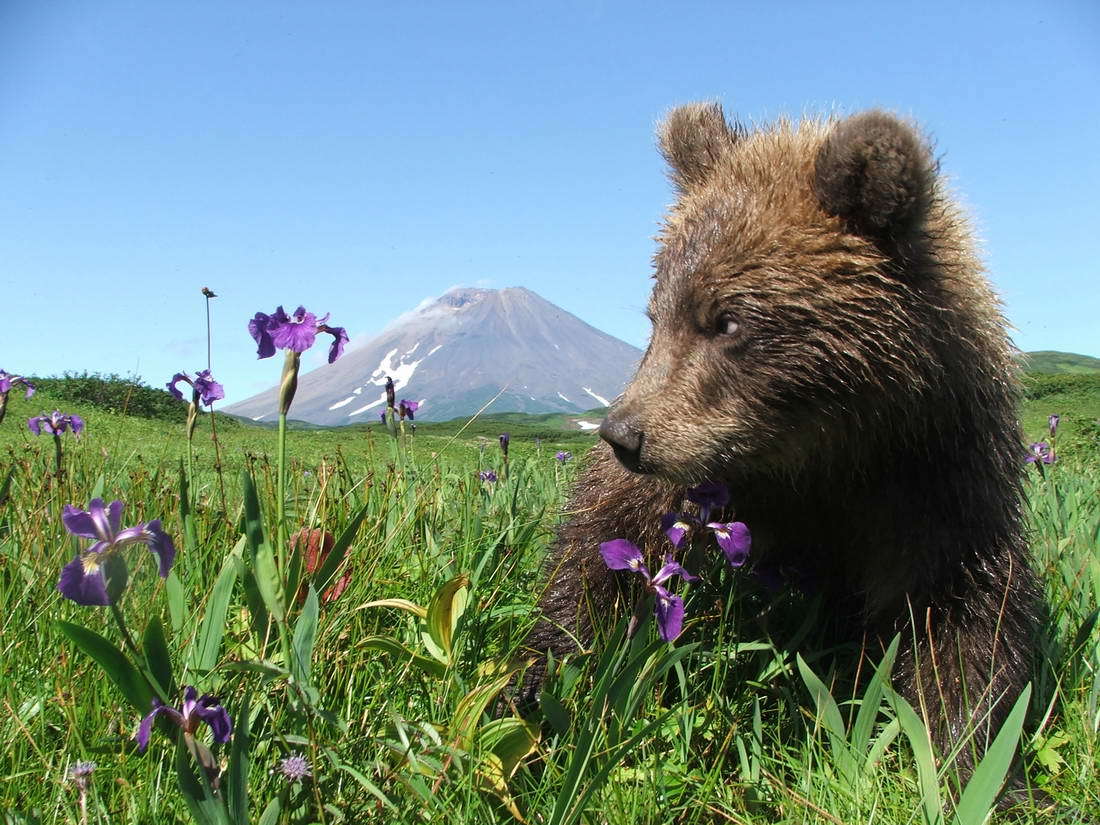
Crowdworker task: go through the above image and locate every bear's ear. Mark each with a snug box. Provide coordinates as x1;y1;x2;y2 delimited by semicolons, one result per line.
658;102;738;191
814;111;934;243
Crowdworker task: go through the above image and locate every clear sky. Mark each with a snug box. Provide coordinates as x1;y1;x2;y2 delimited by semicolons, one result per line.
3;2;1098;405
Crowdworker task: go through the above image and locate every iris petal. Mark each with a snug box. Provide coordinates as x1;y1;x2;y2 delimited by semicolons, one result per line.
653;586;685;641
708;521;751;567
599;539;649;578
62;504;101;540
57;555;111;606
194;698;234;743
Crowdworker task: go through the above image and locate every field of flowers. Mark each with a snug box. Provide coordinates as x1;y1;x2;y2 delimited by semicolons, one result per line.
0;333;1097;823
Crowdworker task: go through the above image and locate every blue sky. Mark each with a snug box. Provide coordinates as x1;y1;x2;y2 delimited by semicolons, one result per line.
3;2;1098;405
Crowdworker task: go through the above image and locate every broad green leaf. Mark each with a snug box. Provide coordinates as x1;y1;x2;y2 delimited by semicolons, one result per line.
240;471;265;555
360;598;427;619
226;691;251;825
851;636;899;760
540;692;571;737
336;763;395;810
887;688;943;825
220;660;290;680
253;542;284;623
425;573;470;663
165;571;186;635
175;735;230;825
188;537;243;674
179;460;198;555
952;684;1032;825
57;621;153;714
474;753;526;823
450;669;518;751
480;717;540;778
291;584;319;686
361;636;446;679
142;615;174;699
256;797;281;825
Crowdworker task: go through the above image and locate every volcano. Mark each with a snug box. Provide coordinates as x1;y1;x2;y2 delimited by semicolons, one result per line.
223;286;643;425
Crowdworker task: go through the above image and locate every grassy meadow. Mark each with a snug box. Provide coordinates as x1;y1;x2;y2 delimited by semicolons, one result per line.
0;375;1098;824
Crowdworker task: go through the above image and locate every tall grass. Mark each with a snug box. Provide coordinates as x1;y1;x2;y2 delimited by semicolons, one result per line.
0;385;1096;823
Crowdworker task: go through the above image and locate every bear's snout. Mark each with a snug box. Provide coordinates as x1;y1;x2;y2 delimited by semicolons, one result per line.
599;409;645;473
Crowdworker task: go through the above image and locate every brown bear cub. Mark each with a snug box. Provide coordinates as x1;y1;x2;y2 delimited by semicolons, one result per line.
521;104;1041;782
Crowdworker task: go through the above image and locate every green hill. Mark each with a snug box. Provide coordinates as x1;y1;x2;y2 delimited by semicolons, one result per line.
1022;350;1100;374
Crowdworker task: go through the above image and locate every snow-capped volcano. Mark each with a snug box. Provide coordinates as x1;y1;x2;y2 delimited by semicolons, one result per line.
224;286;643;424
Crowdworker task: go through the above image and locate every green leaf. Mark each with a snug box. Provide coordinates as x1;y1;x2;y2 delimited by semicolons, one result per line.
291;585;319;686
480;716;540;778
142;615;174;699
220;660;290;681
165;571;186;635
361;636;446;679
887;688;943;825
57;621;153;714
851;635;899;761
179;460;198;555
226;692;251;825
188;538;243;675
360;598;427;619
540;692;571;737
240;470;266;555
425;573;470;664
314;501;370;594
952;684;1032;825
336;763;395;811
253;542;285;623
256;797;281;825
175;735;230;825
450;669;518;751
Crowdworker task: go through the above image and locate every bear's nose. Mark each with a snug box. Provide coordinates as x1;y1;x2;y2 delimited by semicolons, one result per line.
599;411;644;472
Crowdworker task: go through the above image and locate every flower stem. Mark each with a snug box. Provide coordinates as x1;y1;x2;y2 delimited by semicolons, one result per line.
207;404;230;522
277;409;287;572
276;350;300;576
52;433;63;476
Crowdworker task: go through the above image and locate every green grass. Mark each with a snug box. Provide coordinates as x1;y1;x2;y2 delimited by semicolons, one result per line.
0;377;1097;823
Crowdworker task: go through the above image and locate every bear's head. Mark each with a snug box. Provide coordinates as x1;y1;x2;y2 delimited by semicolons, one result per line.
600;104;990;486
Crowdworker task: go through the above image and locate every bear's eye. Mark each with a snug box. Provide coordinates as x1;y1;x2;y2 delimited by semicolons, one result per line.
715;313;740;337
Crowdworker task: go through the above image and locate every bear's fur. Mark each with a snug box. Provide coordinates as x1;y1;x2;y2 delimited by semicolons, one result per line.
521;104;1041;781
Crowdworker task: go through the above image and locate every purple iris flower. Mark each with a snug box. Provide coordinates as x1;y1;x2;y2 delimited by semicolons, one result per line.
167;370;225;407
599;539;697;641
660;513;693;549
499;432;510;456
28;410;84;437
57;499;176;606
399;399;419;420
555;451;572;463
1025;442;1055;465
0;370;35;399
379;409;387;423
136;686;233;752
385;377;395;407
249;305;348;364
686;481;729;523
707;521;752;567
479;470;498;483
1048;414;1060;438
